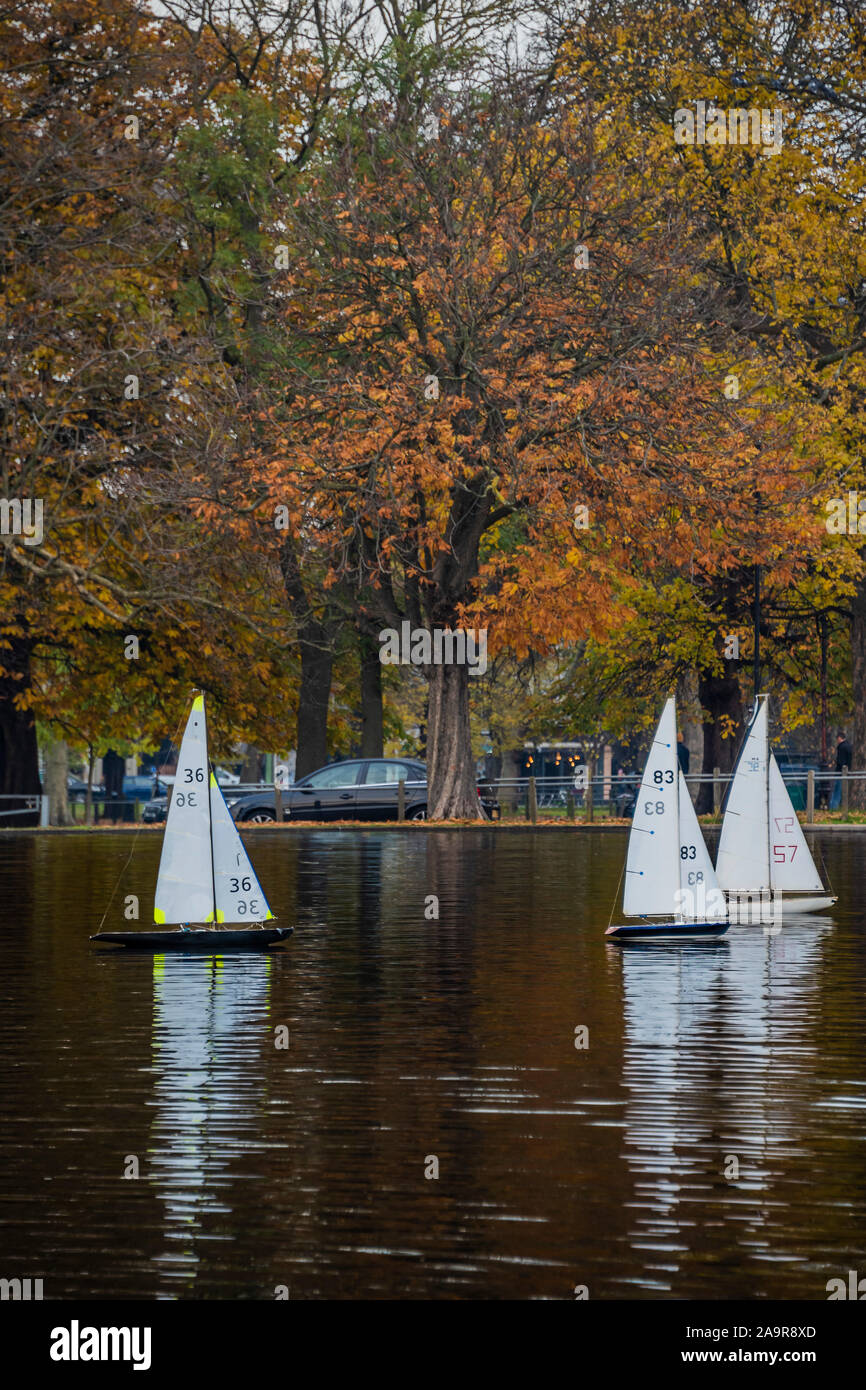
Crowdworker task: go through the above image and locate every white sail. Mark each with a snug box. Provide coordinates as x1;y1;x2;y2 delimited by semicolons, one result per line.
715;698;770;893
154;695;214;924
210;775;275;923
768;754;823;891
676;770;726;919
623;699;681;917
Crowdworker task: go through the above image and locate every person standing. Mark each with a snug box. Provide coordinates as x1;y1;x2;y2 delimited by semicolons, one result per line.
830;730;852;809
676;732;690;775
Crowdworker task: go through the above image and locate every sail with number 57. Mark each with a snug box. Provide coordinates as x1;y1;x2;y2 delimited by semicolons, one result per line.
715;695;835;915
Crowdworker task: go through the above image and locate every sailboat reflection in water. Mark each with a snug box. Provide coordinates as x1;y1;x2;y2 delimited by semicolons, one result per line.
92;693;292;951
615;912;831;1295
149;952;274;1293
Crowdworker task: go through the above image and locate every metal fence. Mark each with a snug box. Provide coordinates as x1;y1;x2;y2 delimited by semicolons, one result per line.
483;769;860;819
0;782;268;826
1;770;863;824
0;794;48;825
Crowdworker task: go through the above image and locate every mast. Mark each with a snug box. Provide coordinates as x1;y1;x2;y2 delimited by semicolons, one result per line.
202;690;217;925
763;693;772;895
674;715;682;921
754;564;761;699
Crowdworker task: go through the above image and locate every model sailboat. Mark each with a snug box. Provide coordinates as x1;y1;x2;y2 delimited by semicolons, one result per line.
715;694;836;917
92;694;293;950
607;698;728;940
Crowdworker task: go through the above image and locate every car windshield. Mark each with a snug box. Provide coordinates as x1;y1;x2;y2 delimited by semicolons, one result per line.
303;763;360;789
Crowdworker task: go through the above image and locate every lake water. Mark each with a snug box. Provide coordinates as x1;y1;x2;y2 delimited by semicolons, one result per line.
1;827;864;1300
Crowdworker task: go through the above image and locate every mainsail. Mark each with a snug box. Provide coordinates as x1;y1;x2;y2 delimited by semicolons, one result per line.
624;698;724;921
154;694;275;926
716;696;824;895
623;699;681;917
154;695;214;924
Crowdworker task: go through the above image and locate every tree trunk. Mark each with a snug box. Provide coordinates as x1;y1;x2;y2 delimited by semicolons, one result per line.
44;736;71;826
296;631;333;779
695;669;744;814
239;744;262;783
426;661;483;819
850;582;866;808
677;669;703;789
278;535;335;781
0;630;41;825
359;633;384;758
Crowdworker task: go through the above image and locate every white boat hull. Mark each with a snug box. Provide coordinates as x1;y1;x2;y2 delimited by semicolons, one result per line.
779;895;836;914
724;891;836;922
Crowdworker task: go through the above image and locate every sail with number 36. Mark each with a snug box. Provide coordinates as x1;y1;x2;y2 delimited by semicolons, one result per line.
91;693;293;951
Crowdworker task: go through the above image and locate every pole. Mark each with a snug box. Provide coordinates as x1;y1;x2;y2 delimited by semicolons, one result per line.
754;563;761;699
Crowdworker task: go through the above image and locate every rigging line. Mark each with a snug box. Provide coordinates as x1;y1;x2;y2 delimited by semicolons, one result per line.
813;828;835;897
204;690;218;930
607;844;628;931
95;703;187;936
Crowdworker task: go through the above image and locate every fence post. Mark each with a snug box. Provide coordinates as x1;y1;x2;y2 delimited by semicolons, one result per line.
273;781;284;822
584;761;594;823
806;769;815;823
398;777;406;822
713;767;722;815
566;789;575;820
528;775;537;824
842;773;849;814
40;795;50;828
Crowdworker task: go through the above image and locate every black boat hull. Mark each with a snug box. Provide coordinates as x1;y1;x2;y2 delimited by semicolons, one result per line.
606;920;729;941
91;927;293;950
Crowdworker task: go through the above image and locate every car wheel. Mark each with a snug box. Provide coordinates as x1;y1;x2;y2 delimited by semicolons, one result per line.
244;809;276;823
409;806;427;821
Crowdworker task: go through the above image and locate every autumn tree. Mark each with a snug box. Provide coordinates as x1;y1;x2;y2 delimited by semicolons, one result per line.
251;14;810;817
0;0;306;811
557;0;866;782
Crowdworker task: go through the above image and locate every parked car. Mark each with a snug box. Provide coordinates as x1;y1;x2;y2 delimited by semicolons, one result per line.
67;774;167;804
773;752;824;811
143;774;245;824
229;758;501;823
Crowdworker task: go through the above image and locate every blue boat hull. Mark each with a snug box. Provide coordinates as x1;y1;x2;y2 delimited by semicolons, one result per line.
606;920;729;941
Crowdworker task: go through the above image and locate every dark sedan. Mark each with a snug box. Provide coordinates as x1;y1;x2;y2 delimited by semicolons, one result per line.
229;758;500;823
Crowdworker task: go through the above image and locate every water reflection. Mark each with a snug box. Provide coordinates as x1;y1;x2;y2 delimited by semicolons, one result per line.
1;829;865;1299
148;953;273;1295
616;921;834;1297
